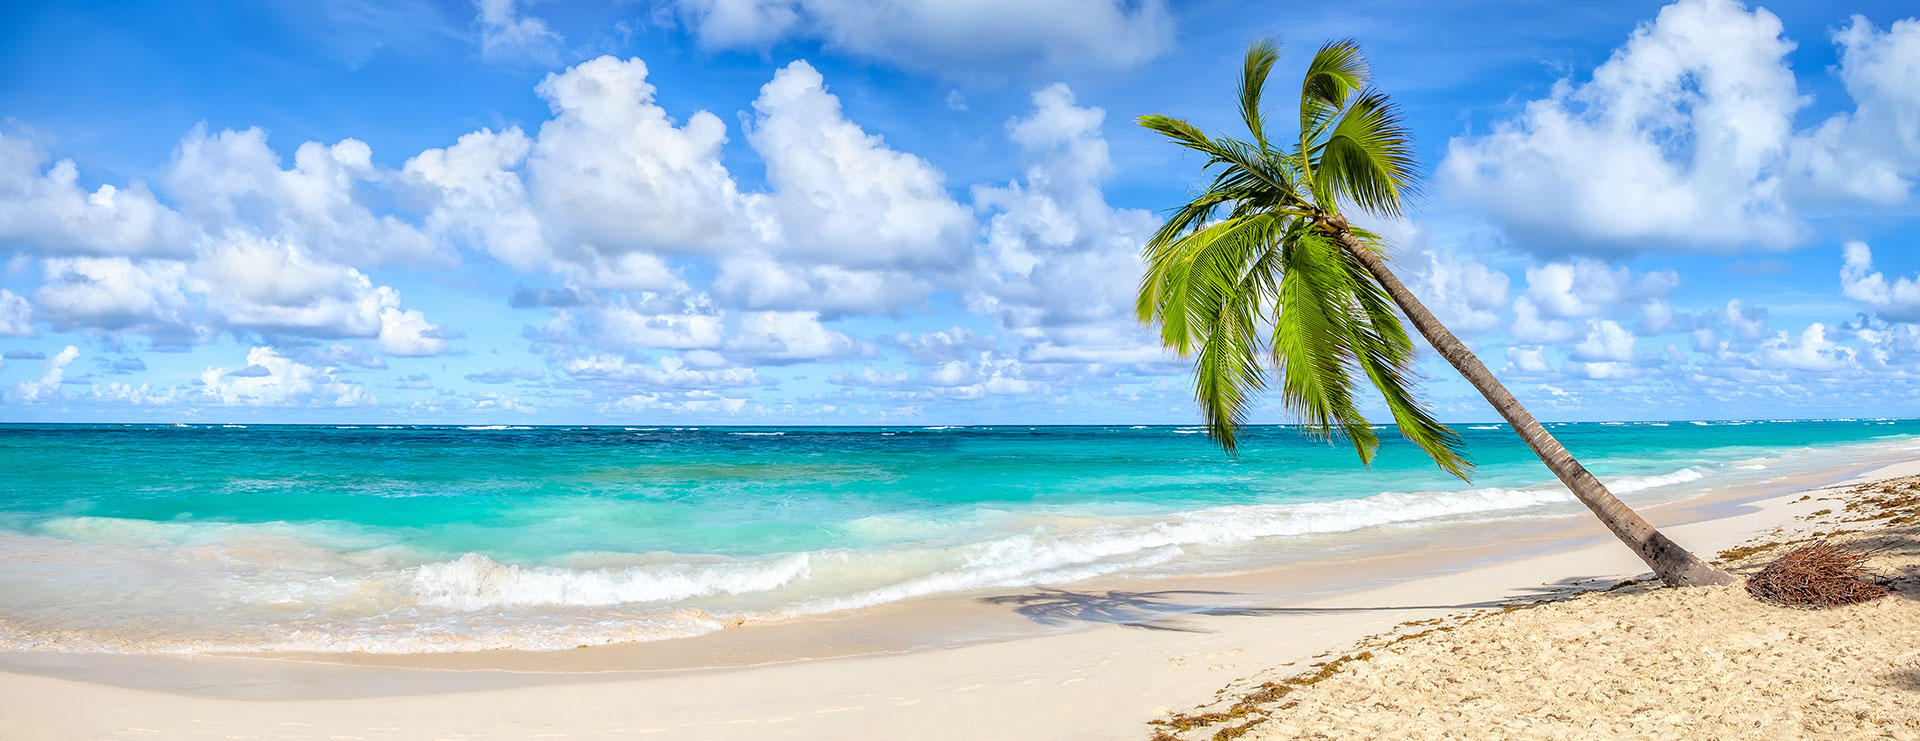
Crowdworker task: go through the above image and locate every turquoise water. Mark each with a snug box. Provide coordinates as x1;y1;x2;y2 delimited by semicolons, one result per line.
1;420;1916;652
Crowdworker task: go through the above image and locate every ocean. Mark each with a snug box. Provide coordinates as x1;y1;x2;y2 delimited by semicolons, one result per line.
0;419;1915;653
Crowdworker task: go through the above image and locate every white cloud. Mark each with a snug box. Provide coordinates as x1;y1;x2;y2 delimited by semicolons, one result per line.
0;289;33;337
1443;1;1920;252
1511;297;1575;344
830;365;914;388
11;344;77;401
889;326;998;363
1759;323;1856;371
609;389;749;415
195;238;449;355
596;297;727;350
1840;241;1920;322
968;84;1163;369
710;252;931;316
563;354;760;389
725;310;866;363
32;257;204;344
923;352;1046;399
1570;320;1638;362
666;0;1172;71
746;61;973;270
527;56;748;261
475;0;563;64
1791;16;1920;203
1401;242;1510;333
1441;0;1803;249
0;133;193;257
197;346;372;407
1506;346;1552;374
404;127;549;275
167;125;438;266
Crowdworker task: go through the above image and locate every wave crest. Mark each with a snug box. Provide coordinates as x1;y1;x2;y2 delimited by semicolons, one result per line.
411;553;812;609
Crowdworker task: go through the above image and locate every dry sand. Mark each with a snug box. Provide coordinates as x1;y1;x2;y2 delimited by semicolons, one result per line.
1;459;1914;740
1156;475;1920;741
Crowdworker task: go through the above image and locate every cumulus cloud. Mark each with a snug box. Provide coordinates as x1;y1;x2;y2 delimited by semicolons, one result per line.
167;125;437;267
1840;241;1920;322
922;352;1046;399
528;56;748;263
710;252;931;316
193;238;445;355
1400;242;1510;334
404;127;552;277
968;84;1165;369
1570;320;1639;363
32;257;205;344
1791;16;1920;203
724;310;867;363
0;289;33;337
564;354;760;389
0;125;453;357
746;61;972;270
664;0;1172;71
0;134;194;257
1442;0;1801;248
1442;0;1920;251
197;346;371;406
608;389;749;415
1759;323;1856;371
11;344;78;401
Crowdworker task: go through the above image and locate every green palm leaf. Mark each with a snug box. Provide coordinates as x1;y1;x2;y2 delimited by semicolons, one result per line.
1136;37;1468;478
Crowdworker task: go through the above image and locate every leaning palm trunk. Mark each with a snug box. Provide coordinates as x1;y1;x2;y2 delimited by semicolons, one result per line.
1137;38;1732;590
1323;215;1732;586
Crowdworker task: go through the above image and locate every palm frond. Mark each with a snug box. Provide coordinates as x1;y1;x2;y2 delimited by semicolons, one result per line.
1336;244;1470;477
1137;36;1462;474
1239;38;1282;149
1138;213;1278;355
1139;214;1285;451
1270;226;1378;461
1314;89;1421;218
1299;40;1369;155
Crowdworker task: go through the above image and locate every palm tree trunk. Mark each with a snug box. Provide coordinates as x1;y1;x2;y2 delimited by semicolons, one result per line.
1321;216;1733;587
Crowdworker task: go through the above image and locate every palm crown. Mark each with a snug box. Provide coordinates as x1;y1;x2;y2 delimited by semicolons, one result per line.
1135;38;1467;477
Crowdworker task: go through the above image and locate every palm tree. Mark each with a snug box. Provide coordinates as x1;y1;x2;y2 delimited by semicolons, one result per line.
1135;39;1731;587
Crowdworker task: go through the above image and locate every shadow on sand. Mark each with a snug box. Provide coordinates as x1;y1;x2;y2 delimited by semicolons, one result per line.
975;580;1615;634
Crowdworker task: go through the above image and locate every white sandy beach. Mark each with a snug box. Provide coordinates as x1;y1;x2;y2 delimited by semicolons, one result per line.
3;457;1912;740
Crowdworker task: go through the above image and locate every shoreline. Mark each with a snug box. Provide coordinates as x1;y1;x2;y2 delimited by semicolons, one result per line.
2;455;1910;739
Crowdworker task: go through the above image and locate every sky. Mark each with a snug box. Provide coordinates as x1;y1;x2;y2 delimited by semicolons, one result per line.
1;0;1919;425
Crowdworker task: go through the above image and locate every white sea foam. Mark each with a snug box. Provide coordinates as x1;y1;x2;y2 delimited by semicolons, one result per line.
730;431;785;436
1606;467;1703;493
411;553;812;609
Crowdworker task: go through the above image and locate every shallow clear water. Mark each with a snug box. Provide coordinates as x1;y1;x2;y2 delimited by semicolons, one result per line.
1;420;1915;652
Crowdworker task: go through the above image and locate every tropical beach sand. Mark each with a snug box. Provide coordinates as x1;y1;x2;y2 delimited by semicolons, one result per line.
1;459;1915;740
1157;472;1920;740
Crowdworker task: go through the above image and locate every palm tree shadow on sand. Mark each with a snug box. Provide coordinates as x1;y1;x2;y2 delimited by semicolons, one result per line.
980;588;1524;633
978;574;1699;634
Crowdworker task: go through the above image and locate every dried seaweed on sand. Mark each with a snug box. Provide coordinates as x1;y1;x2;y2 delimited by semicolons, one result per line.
1745;541;1889;609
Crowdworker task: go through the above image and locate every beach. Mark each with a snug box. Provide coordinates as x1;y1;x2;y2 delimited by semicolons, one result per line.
2;436;1914;739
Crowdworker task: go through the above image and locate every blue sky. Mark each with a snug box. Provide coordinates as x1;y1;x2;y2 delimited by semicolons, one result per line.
2;0;1918;424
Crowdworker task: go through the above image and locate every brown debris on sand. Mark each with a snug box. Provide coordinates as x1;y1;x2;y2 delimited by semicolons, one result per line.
1745;541;1889;609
